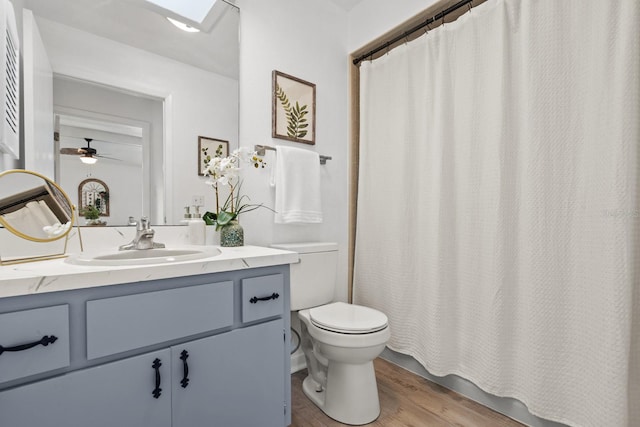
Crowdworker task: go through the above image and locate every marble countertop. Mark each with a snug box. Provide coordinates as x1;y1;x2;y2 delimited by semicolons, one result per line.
0;245;298;299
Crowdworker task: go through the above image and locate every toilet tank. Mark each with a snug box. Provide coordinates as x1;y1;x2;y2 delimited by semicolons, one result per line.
271;242;338;311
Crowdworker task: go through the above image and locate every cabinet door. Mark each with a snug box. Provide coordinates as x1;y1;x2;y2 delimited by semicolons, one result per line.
172;319;286;427
0;349;171;427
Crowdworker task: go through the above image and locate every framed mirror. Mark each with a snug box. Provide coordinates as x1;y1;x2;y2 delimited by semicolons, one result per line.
0;169;75;264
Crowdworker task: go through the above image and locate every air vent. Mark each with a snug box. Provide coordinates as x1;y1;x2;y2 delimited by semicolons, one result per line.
0;0;19;159
5;27;18;134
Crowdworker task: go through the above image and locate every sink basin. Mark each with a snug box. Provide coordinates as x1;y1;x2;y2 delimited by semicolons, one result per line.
66;247;221;266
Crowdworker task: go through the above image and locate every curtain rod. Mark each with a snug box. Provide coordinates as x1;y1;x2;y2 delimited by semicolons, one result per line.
353;0;474;66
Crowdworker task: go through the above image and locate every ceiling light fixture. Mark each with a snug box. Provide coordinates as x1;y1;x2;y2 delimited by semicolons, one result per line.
145;0;217;23
80;155;98;165
166;17;200;32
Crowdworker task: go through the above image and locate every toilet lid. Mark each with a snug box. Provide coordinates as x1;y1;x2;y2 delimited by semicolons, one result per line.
309;302;388;334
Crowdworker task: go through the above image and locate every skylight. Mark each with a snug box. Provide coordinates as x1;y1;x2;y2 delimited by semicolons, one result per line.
143;0;217;23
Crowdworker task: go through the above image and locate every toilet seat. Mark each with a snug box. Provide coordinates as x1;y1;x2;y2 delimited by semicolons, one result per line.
309;302;388;334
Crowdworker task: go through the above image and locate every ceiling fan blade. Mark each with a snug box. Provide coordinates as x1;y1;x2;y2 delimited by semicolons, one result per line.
60;147;87;155
96;154;122;161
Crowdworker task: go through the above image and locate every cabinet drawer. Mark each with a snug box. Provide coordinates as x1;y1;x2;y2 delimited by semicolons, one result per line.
0;305;70;384
241;274;284;323
87;281;233;359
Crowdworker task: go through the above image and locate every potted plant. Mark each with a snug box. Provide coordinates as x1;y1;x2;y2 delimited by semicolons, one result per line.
79;204;105;226
202;147;271;246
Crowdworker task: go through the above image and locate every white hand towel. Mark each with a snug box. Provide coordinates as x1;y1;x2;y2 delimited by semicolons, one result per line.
271;146;323;224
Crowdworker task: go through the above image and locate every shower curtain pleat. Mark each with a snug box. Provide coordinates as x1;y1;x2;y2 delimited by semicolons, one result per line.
353;1;640;426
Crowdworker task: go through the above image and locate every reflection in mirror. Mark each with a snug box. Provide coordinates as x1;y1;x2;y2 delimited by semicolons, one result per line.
78;178;110;225
55;99;153;225
0;169;73;241
20;0;240;225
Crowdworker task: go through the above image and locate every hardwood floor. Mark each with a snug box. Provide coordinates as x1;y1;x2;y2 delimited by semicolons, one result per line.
291;358;524;426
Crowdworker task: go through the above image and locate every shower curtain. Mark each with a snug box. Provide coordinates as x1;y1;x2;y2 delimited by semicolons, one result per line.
353;0;639;426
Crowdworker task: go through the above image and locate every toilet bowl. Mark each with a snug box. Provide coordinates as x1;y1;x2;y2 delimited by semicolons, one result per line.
298;302;390;425
271;243;390;425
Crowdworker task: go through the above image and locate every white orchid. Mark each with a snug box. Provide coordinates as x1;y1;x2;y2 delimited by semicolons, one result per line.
203;146;267;225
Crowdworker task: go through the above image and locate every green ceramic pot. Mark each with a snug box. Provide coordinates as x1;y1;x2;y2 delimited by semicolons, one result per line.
220;220;244;247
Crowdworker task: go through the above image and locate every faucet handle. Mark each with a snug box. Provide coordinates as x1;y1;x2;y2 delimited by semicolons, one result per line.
138;217;150;231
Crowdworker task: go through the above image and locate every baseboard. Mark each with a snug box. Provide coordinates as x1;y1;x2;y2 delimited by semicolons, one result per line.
291;350;306;374
380;348;567;427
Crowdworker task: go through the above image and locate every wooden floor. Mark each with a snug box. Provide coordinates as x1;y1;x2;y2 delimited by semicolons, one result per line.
291;358;524;427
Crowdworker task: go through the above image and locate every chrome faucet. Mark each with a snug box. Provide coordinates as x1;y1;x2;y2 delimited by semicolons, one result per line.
119;217;165;250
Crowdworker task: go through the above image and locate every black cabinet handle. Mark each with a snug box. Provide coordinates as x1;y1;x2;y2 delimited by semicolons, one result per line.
152;358;162;399
250;292;280;304
0;335;58;356
180;350;189;388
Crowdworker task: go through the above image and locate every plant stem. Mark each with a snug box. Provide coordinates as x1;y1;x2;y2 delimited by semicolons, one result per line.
215;186;220;215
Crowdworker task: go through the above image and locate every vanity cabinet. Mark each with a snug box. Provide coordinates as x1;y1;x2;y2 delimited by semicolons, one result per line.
172;319;285;427
0;267;291;427
0;349;172;427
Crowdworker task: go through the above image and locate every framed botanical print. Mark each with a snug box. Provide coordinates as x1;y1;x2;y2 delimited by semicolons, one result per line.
198;136;229;176
272;70;316;145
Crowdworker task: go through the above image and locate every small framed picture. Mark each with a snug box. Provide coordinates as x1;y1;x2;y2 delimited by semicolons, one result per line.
272;70;316;145
198;136;229;176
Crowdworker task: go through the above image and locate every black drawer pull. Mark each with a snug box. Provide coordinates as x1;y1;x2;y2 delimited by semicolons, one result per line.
152;358;162;399
0;335;58;356
250;293;280;304
180;350;190;389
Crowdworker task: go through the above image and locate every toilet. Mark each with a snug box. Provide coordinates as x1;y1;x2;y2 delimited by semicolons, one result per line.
271;242;390;425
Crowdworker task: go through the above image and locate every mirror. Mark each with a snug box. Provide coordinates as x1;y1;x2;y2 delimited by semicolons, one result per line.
19;0;240;225
0;169;75;264
0;169;74;241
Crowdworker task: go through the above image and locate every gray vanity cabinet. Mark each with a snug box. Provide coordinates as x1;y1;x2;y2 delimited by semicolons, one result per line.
171;319;285;427
0;348;172;427
0;267;291;427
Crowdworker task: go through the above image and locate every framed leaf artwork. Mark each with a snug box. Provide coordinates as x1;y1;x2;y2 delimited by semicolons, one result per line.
272;70;316;145
198;136;229;176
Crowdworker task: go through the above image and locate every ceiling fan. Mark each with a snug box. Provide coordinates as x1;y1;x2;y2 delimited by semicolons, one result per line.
59;138;120;164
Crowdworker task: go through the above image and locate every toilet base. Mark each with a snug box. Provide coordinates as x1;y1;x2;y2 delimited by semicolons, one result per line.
302;360;381;425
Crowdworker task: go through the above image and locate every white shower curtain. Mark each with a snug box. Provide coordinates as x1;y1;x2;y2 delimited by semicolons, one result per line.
353;1;639;426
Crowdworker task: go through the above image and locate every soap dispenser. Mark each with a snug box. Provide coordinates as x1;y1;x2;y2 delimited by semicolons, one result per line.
188;206;206;245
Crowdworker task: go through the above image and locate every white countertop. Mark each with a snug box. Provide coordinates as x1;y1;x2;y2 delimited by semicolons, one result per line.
0;245;298;299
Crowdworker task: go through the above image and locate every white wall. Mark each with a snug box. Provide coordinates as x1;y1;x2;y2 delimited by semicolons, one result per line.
348;0;438;52
237;0;350;302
